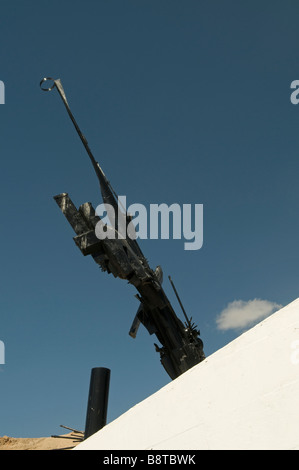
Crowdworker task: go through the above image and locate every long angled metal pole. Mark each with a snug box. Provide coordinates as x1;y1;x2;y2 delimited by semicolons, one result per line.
168;275;192;329
40;78;103;182
40;77;122;212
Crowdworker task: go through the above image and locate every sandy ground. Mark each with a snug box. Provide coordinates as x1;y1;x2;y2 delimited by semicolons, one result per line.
0;432;83;450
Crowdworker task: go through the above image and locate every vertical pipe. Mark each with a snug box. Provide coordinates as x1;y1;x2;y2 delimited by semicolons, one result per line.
84;367;111;439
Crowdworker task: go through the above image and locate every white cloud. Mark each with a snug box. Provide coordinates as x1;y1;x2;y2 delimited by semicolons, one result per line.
216;299;283;331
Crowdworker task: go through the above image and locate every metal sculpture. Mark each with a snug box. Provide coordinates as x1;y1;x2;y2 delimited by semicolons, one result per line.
40;77;205;379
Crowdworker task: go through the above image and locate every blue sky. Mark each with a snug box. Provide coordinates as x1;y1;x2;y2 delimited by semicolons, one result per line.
1;0;299;438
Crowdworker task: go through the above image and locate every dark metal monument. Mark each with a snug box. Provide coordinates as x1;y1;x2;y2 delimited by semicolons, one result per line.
40;77;205;380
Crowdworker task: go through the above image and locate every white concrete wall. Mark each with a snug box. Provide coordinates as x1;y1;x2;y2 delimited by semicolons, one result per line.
76;298;299;450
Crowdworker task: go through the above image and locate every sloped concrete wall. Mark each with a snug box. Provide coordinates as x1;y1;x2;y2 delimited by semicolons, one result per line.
76;299;299;450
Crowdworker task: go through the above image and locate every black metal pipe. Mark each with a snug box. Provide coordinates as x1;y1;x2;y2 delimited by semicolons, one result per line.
84;367;111;439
